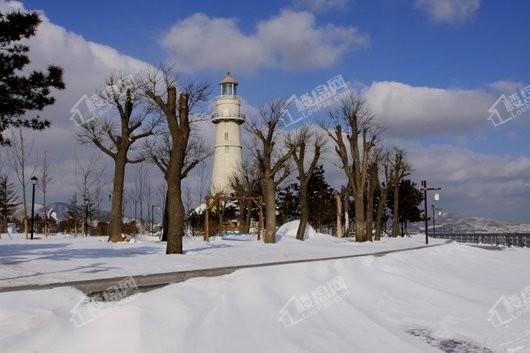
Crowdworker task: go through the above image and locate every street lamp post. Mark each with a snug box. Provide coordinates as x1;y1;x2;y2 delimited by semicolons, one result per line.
30;176;38;240
420;180;441;245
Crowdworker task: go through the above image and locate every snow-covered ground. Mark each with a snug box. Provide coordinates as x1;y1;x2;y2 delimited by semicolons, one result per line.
0;229;442;288
0;242;528;352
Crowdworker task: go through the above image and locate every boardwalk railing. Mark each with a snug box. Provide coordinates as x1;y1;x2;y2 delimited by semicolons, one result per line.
430;233;530;248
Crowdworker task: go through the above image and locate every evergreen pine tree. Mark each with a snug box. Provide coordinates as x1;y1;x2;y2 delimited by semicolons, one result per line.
0;175;18;232
307;165;336;232
277;165;336;231
277;183;300;224
0;9;65;144
387;179;423;236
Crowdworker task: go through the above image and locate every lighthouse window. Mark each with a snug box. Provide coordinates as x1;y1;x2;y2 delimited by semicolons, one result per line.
221;83;236;96
224;132;229;141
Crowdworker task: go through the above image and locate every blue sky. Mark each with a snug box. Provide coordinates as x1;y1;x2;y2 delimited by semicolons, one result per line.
25;0;530;87
3;0;530;222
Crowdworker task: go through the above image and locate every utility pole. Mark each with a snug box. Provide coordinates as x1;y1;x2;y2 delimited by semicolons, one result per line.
432;204;443;236
420;180;441;245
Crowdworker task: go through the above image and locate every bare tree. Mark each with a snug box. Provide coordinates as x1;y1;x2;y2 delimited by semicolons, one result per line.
229;160;261;233
75;156;104;236
144;68;211;254
287;125;323;241
389;148;411;237
335;192;343;238
246;100;293;243
365;148;385;241
374;150;391;241
133;163;149;229
196;163;208;208
39;150;52;236
77;73;156;242
9;129;35;238
322;96;380;242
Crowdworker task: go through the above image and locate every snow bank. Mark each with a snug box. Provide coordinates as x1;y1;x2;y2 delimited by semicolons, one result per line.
275;220;317;241
0;233;444;288
1;243;526;353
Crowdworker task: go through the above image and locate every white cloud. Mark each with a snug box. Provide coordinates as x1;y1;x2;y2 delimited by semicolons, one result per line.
489;80;526;94
407;144;530;222
291;0;349;13
363;81;494;136
160;10;368;74
0;1;153;206
308;135;530;222
415;0;481;24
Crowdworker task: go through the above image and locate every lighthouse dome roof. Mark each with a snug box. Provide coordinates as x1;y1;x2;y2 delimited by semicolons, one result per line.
220;72;238;85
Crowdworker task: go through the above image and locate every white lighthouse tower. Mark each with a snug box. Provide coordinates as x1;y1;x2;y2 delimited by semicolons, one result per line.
210;72;244;194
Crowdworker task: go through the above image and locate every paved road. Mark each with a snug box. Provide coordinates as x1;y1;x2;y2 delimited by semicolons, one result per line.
0;242;449;295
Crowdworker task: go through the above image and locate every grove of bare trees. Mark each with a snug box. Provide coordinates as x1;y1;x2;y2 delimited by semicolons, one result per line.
77;73;157;242
246;100;293;243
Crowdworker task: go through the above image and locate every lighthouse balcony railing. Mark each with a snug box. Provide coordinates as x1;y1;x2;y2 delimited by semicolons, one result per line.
212;112;245;123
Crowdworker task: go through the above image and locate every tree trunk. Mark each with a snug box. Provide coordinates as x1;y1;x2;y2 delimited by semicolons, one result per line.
365;173;378;241
263;176;276;243
108;152;126;242
391;185;400;237
166;170;184;254
335;193;343;238
238;199;247;232
296;186;309;241
365;191;374;242
343;194;349;236
23;217;28;239
161;191;169;241
354;193;366;242
245;203;252;233
374;187;388;241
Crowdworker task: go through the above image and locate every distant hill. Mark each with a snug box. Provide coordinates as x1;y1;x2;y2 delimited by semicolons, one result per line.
408;212;530;234
13;201;111;222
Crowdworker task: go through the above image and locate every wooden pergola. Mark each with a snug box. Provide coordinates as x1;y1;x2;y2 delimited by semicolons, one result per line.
204;194;264;242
